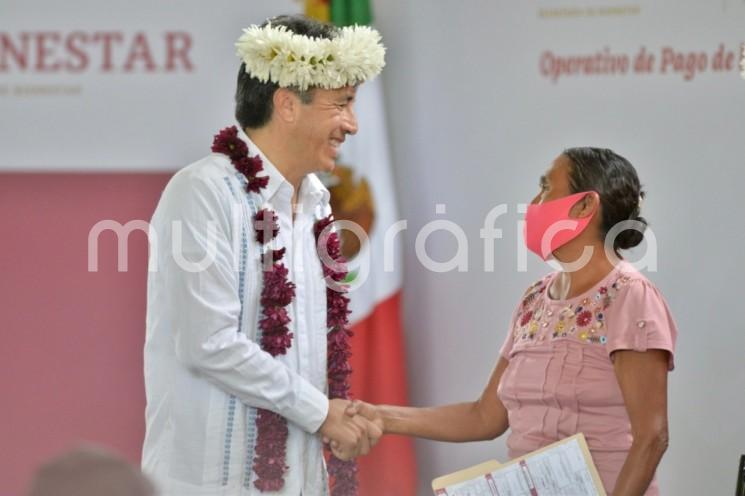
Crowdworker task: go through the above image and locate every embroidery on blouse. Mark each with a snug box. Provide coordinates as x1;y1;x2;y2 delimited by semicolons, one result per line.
514;273;633;345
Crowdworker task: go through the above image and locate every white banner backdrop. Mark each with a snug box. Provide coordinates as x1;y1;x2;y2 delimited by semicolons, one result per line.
0;0;301;170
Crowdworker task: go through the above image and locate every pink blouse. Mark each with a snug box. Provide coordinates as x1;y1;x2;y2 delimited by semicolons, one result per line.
497;261;677;495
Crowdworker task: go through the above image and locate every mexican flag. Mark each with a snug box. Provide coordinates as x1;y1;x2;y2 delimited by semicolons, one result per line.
305;1;418;494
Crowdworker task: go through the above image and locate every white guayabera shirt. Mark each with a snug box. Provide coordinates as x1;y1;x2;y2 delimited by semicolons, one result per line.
143;131;332;496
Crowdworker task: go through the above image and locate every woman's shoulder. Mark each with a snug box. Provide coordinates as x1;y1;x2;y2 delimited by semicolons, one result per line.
518;273;554;309
603;263;678;368
602;262;677;339
610;261;666;299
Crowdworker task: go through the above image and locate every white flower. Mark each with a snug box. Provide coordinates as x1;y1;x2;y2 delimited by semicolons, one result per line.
335;26;386;88
235;22;385;91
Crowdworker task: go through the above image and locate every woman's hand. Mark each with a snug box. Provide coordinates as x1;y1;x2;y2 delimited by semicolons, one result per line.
337;357;511;443
346;400;385;432
319;399;383;460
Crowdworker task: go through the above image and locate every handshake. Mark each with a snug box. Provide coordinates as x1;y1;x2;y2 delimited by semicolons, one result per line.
318;398;382;461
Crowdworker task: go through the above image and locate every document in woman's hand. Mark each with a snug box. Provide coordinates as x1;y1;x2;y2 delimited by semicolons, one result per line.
432;433;605;496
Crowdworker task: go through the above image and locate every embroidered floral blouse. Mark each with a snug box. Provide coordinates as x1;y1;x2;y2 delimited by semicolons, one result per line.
497;261;677;495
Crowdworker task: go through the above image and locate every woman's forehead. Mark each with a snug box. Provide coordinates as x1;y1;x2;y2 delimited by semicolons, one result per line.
544;155;571;184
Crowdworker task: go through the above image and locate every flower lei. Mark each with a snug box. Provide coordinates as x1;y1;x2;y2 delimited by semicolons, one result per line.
211;126;357;495
235;22;385;91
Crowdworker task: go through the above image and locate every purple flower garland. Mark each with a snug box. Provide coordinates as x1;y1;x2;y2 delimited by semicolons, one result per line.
211;126;268;194
252;207;295;492
211;126;358;494
314;215;358;496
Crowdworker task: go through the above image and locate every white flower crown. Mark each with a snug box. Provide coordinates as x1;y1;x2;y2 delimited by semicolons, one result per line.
235;22;386;91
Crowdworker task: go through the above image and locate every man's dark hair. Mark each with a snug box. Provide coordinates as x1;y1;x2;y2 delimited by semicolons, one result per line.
563;147;647;254
235;15;338;130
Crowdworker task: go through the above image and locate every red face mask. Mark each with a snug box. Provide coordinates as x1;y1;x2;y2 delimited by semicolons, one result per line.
524;191;599;260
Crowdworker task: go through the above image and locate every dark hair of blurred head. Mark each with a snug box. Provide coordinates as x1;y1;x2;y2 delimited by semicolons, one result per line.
27;445;156;496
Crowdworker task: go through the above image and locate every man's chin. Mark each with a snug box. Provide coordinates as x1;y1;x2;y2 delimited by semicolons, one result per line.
309;163;335;176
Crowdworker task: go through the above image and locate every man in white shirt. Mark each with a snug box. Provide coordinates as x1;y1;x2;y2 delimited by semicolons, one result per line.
142;14;386;495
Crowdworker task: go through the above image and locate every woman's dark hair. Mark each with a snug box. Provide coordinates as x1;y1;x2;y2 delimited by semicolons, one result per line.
563;147;647;253
234;15;338;130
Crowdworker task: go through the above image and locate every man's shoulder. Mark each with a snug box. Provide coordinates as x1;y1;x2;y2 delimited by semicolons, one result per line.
158;153;246;202
153;153;240;218
168;153;235;190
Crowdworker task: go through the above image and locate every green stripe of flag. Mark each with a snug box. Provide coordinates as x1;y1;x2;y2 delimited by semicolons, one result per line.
330;0;372;26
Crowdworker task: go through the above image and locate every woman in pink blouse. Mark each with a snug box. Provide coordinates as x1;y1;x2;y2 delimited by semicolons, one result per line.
350;148;677;495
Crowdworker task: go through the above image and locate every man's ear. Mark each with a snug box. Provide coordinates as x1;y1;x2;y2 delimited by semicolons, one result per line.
273;88;299;124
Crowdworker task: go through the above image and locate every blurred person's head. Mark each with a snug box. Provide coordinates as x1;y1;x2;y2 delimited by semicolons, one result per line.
27;445;156;496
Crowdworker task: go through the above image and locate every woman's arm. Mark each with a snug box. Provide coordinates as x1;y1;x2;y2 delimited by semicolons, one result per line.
611;349;670;495
350;357;510;442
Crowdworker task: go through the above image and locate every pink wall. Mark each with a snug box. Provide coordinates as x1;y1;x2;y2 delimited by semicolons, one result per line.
0;173;172;495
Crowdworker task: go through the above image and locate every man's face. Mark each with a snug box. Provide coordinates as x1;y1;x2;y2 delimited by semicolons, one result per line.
294;85;359;173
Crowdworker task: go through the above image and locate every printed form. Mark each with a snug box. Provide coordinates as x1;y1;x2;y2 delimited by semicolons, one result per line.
432;434;606;496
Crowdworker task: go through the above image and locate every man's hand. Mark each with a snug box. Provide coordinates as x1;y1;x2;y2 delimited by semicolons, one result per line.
344;400;385;434
319;399;382;460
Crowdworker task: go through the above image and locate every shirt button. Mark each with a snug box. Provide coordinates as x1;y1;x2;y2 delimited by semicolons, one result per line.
637;320;646;328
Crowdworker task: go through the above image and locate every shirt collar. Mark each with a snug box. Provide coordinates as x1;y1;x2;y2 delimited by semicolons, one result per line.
238;128;330;213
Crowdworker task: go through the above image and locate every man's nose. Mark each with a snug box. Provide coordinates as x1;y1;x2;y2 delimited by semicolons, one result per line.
343;108;358;135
